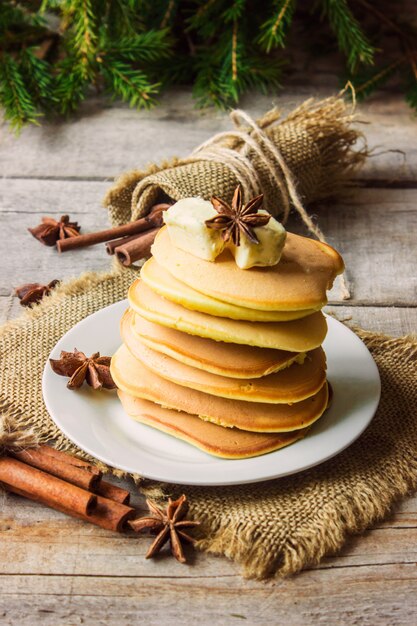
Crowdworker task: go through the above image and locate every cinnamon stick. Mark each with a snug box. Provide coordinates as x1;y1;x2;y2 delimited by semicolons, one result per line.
96;481;131;505
0;457;96;516
33;445;101;476
105;233;143;255
115;227;160;266
19;446;131;504
12;447;102;492
57;204;169;253
68;495;135;532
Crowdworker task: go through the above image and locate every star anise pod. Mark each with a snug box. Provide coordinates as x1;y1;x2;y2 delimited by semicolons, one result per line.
29;215;81;246
50;349;116;390
15;279;60;307
205;185;271;246
129;495;200;563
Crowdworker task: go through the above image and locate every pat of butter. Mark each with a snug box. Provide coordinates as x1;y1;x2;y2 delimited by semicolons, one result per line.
229;210;286;269
163;197;225;261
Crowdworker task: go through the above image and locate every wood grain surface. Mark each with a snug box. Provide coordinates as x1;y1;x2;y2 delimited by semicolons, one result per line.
0;86;416;626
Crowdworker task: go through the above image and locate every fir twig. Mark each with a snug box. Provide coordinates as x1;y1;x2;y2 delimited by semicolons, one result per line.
351;59;403;100
0;53;39;132
258;0;296;53
320;0;375;71
101;58;159;108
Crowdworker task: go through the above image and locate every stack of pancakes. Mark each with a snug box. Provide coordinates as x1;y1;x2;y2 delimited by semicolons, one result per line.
111;227;344;459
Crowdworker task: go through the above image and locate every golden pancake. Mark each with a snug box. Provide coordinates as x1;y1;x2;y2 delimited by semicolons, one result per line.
111;344;329;432
122;334;326;403
152;226;344;311
140;257;316;321
118;391;310;459
124;309;305;378
129;281;328;352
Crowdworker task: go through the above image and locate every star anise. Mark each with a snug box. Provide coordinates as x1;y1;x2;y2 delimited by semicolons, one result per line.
129;495;200;563
50;349;116;390
29;215;81;246
205;185;271;246
15;279;60;307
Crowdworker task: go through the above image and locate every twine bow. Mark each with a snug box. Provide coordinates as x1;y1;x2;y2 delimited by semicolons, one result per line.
192;108;325;240
191;108;350;299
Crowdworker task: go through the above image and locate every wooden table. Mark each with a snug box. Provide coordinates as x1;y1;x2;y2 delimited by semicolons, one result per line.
0;86;416;625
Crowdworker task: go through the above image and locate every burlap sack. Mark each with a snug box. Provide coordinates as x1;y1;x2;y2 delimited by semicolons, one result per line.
1;94;415;579
104;95;366;229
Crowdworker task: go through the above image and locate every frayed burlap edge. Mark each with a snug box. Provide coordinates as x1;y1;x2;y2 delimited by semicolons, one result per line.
191;332;417;579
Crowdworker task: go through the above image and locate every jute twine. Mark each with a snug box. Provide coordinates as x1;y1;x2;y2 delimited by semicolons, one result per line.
1;93;416;579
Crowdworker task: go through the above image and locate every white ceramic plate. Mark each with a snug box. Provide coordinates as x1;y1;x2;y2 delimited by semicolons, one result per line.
42;301;381;486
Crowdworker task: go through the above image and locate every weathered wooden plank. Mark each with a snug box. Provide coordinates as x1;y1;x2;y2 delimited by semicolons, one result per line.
1;180;416;307
324;306;417;337
0;564;416;626
0;180;111;305
0;89;415;181
0;492;416;577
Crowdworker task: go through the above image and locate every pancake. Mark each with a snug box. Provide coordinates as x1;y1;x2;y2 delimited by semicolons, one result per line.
152;226;344;311
118;391;310;459
111;344;329;432
124;309;305;378
140;257;316;322
129;281;328;352
122;335;327;404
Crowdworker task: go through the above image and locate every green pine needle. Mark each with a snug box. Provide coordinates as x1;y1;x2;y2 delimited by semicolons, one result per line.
0;53;39;133
20;48;56;107
320;0;375;71
258;0;296;53
103;30;173;63
101;58;160;108
350;60;402;101
54;56;91;114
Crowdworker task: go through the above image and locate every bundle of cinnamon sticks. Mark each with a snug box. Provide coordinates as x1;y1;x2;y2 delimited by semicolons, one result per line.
57;203;171;266
0;446;135;531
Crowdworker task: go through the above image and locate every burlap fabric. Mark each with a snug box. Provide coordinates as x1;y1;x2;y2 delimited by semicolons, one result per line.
104;95;367;226
1;286;416;578
1;94;416;579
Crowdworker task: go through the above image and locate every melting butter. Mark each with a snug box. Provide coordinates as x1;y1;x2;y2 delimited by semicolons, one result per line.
163;197;224;261
164;198;286;269
229;210;286;269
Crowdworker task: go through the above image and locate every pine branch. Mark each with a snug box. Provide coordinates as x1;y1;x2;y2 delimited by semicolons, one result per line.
67;0;98;79
350;59;403;100
101;58;160;108
320;0;375;71
258;0;296;53
0;53;39;132
19;47;56;107
102;30;172;63
54;56;91;113
1;0;417;129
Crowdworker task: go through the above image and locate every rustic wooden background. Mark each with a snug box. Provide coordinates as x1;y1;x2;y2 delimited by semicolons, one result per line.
0;81;416;624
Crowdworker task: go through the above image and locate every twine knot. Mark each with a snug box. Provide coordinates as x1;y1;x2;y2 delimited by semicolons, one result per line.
192;108;325;241
191;108;350;300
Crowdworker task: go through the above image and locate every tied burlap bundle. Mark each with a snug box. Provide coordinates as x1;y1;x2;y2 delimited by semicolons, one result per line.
0;93;416;579
104;94;367;240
